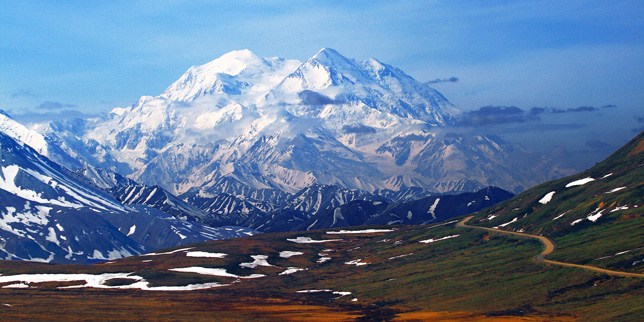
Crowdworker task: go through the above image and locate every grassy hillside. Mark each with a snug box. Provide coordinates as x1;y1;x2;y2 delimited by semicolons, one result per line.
471;131;644;274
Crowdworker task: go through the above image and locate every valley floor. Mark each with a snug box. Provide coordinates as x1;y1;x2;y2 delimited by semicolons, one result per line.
0;289;574;322
0;220;642;321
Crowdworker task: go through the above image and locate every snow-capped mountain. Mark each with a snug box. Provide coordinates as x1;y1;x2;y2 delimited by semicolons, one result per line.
109;185;210;222
74;166;138;189
42;48;569;198
160;49;301;103
270;187;513;231
228;185;513;233
0;110;81;170
0;130;255;264
282;184;387;214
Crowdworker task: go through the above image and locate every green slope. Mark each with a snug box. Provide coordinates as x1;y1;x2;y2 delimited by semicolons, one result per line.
470;131;644;274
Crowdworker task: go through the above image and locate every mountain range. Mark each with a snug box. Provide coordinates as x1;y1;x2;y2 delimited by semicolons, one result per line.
34;48;573;199
0;48;579;264
0;108;514;263
79;163;513;234
0;128;255;263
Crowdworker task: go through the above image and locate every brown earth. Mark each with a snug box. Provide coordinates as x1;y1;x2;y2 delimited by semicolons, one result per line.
0;288;575;322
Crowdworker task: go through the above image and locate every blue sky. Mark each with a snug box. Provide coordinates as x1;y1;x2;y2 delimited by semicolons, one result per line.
1;1;643;167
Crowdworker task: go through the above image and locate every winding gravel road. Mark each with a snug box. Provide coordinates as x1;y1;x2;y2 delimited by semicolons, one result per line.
457;216;644;278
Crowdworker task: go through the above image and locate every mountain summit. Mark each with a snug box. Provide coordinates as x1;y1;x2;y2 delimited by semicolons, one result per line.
45;49;568;196
160;49;301;102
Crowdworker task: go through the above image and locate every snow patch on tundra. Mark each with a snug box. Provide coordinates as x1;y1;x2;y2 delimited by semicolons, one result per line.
565;177;595;188
606;187;626;194
240;255;273;268
279;251;304;258
287;236;342;244
345;259;369;266
279;267;307;275
538;191;555;204
186;251;227;258
494;218;517;228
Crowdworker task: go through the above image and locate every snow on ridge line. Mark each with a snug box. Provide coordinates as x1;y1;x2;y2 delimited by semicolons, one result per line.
142;247;194;256
186;251;227;258
538;191;555;204
287;236;342;244
419;234;460;244
565;177;595;188
326;229;395;235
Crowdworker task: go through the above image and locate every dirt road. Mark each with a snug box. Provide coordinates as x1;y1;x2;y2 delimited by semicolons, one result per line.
457;216;644;278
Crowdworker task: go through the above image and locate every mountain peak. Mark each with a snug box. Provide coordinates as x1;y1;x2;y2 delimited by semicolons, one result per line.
0;110;48;155
160;49;299;102
309;47;355;67
313;47;343;58
189;49;267;78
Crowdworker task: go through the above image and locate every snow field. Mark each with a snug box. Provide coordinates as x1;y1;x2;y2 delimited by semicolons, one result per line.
0;273;226;291
538;191;555;204
565;177;595;188
186;251;227;258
